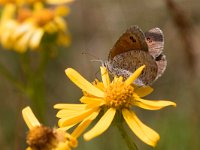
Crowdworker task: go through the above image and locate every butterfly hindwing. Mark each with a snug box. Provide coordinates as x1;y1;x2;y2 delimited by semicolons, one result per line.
145;27;167;78
145;27;164;58
107;50;158;85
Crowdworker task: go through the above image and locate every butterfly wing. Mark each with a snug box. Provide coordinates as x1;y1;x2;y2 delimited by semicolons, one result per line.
106;26;166;85
107;50;158;85
155;54;167;80
145;27;164;58
108;25;148;60
145;27;167;78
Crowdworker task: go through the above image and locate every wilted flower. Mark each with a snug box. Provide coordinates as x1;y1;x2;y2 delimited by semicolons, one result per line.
22;106;88;150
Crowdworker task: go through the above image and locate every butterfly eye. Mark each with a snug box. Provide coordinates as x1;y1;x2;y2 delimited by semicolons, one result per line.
129;36;136;42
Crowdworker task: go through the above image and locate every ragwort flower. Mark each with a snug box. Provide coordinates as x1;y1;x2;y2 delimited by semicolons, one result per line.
0;0;74;6
22;106;88;150
0;1;72;52
54;65;176;147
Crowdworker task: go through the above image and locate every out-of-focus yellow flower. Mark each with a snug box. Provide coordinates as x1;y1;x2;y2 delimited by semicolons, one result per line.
0;4;18;49
46;0;74;5
0;0;74;6
22;106;88;150
54;65;176;147
0;1;72;53
13;6;70;52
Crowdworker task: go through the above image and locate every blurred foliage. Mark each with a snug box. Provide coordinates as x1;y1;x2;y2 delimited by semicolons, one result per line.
0;0;200;149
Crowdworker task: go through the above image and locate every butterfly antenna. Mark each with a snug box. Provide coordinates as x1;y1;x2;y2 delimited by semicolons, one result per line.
81;51;104;66
90;59;104;66
81;51;99;60
82;51;105;79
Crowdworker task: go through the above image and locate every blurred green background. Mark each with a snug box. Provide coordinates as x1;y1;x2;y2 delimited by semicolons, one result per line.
0;0;200;149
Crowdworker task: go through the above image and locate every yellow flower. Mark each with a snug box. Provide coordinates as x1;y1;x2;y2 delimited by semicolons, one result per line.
22;106;88;150
46;0;74;5
0;0;74;6
0;2;71;52
54;65;176;147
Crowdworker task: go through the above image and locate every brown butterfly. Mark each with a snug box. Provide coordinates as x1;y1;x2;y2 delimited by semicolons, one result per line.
104;25;167;86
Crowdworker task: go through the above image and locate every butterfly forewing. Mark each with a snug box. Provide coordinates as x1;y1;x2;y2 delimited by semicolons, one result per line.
108;26;148;60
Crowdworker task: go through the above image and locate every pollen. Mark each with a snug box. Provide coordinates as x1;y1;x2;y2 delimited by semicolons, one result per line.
104;78;134;109
17;8;32;22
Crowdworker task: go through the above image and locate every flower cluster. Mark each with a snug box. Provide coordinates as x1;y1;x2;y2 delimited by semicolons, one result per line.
22;65;176;149
0;0;73;52
54;65;176;147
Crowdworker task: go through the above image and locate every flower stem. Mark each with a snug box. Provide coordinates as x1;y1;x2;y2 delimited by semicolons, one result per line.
20;50;49;122
116;122;138;150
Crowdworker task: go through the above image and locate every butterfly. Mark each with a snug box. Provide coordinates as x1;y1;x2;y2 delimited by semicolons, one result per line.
104;25;167;86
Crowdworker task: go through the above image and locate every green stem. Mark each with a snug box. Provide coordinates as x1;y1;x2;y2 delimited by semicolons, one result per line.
28;75;46;122
32;47;50;122
115;112;138;150
35;47;50;76
116;122;138;150
20;50;49;122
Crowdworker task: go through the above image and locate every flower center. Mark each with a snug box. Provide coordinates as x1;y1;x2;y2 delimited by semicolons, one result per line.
27;125;55;149
104;78;134;109
33;9;54;26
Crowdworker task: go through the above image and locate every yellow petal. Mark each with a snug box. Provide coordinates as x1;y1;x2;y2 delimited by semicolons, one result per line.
29;28;44;49
58;107;100;127
84;108;116;141
65;68;104;98
122;109;160;147
12;22;33;41
56;109;87;118
1;4;16;22
55;6;70;17
26;147;32;150
80;96;105;109
54;103;87;110
57;124;76;131
71;119;91;138
71;110;100;138
22;106;41;130
14;28;35;52
125;65;145;85
44;22;58;33
100;66;110;88
80;96;105;105
0;20;17;49
46;0;74;5
134;86;153;97
54;17;67;31
134;98;176;110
